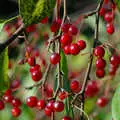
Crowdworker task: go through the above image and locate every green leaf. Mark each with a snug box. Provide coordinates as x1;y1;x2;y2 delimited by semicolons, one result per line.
0;23;9;92
112;86;120;120
115;0;120;11
19;0;56;26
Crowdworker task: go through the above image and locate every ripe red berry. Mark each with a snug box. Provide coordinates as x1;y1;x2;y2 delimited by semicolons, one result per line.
46;100;55;111
37;100;46;110
68;25;78;35
104;12;114;23
70;43;80;55
104;0;109;4
44;107;52;116
99;7;106;16
85;80;99;97
77;40;86;50
96;69;105;78
96;96;108;107
31;70;42;82
106;23;115;34
11;107;21;117
61;23;71;33
3;94;13;103
96;58;106;69
70;80;80;92
63;45;70;55
0;100;5;110
26;24;36;33
58;91;68;100
26;96;38;108
30;64;40;73
94;46;105;58
60;33;72;46
50;21;60;32
12;98;21;107
50;53;61;65
110;55;120;67
53;101;64;112
4;89;12;95
27;57;35;66
109;64;117;76
62;116;72;120
40;16;48;24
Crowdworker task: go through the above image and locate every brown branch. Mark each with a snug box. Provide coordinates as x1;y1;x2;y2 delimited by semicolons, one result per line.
0;24;24;54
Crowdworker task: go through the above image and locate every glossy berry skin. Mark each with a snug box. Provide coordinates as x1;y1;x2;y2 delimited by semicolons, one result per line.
110;55;120;67
106;23;115;34
37;100;46;110
70;43;80;55
109;64;117;76
70;80;80;92
104;12;114;23
63;45;70;55
60;33;72;46
26;96;38;108
12;98;21;107
85;80;99;97
3;94;13;103
4;89;12;95
96;69;105;78
68;25;78;35
0;100;5;110
61;23;71;33
11;107;21;117
31;70;42;82
53;101;64;112
27;57;35;66
77;40;86;50
96;97;108;107
99;7;106;16
46;100;55;111
44;107;52;116
30;64;40;73
50;53;61;65
62;116;72;120
96;58;106;69
94;46;105;58
58;91;68;100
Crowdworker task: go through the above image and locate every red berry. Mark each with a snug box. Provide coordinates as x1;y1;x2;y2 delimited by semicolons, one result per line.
50;21;60;32
12;98;21;107
40;16;48;24
85;81;99;97
70;80;80;92
31;70;42;82
50;53;61;65
96;96;108;107
26;96;38;108
37;100;46;110
110;55;120;67
46;100;55;111
26;24;36;33
68;25;78;35
4;89;12;95
61;23;71;33
53;101;64;112
109;64;117;76
94;46;105;58
85;80;99;97
45;85;53;98
62;116;72;120
3;94;13;103
44;107;52;116
96;58;106;69
0;100;5;110
60;33;72;46
58;91;68;100
99;8;106;16
30;64;40;73
104;12;114;23
10;79;20;90
106;23;115;34
77;40;86;50
104;0;109;4
63;45;71;55
70;43;80;55
96;69;105;78
11;107;21;117
27;57;35;66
